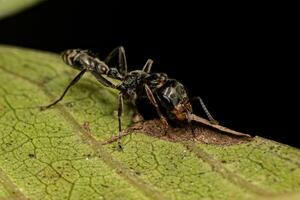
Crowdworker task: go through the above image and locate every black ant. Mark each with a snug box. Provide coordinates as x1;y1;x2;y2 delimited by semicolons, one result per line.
41;47;220;147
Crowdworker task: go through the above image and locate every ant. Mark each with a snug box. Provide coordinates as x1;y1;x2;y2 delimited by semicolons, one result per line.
41;47;218;148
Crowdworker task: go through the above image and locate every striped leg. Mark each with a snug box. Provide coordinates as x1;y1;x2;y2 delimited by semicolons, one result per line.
191;96;219;124
41;69;87;110
117;93;124;149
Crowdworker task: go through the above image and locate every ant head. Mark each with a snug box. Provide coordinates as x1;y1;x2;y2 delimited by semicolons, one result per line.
116;84;137;100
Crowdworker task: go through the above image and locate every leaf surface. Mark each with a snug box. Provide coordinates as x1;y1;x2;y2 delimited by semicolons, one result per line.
0;45;299;200
0;0;43;20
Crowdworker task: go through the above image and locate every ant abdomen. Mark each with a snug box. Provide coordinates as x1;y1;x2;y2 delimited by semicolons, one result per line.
61;49;89;71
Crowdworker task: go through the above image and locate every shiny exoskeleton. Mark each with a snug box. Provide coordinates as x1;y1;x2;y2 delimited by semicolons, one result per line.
42;47;217;147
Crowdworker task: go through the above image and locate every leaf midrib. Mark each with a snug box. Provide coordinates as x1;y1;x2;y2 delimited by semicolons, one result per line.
0;167;27;200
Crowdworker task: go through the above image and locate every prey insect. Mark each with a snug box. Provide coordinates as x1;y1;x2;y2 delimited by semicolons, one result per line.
42;47;248;148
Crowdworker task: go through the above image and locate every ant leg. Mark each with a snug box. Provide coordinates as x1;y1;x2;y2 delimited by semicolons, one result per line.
142;59;154;73
191;96;219;124
91;71;117;89
117;93;124;149
144;84;169;129
186;113;196;138
41;69;87;110
105;46;127;75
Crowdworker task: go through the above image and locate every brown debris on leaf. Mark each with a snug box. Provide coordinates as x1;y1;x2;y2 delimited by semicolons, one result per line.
134;119;253;145
104;118;254;146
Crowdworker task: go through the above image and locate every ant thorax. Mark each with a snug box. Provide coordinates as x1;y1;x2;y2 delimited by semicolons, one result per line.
117;70;148;99
122;70;148;88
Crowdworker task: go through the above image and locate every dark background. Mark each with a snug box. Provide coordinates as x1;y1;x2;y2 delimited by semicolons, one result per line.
0;1;298;147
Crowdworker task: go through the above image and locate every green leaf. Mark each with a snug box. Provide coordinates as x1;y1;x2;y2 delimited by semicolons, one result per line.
0;0;44;20
0;45;299;200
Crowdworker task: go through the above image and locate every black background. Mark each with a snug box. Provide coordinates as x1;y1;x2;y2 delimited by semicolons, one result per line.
0;1;298;147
